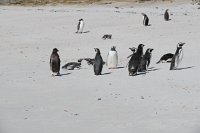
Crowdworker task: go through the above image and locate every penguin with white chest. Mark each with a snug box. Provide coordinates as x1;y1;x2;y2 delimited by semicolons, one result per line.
50;48;60;76
94;48;104;75
170;42;185;70
107;46;118;69
76;19;84;33
141;13;149;26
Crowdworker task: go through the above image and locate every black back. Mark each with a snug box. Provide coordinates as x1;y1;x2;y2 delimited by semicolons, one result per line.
50;48;60;73
128;44;144;75
94;48;103;75
164;9;169;21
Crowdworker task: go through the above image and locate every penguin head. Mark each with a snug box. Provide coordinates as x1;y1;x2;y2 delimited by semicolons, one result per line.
79;19;83;21
166;9;169;12
177;42;185;48
53;48;59;53
138;44;145;49
111;46;116;51
150;48;154;52
129;47;136;53
94;48;101;54
141;13;147;17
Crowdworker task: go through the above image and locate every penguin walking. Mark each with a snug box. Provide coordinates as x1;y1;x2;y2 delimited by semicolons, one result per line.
164;9;170;21
50;48;60;76
107;46;118;69
156;53;174;64
94;48;104;75
128;44;144;76
141;13;149;26
139;48;154;72
76;19;84;33
127;47;137;59
170;42;185;70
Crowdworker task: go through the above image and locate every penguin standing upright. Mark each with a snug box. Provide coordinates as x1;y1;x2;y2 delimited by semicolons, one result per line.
50;48;60;76
107;46;118;69
128;44;144;76
94;48;104;75
139;48;153;72
164;9;170;21
170;42;185;70
141;13;149;26
76;19;84;33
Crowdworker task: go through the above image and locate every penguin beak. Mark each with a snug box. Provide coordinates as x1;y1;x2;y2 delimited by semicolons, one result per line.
142;44;145;47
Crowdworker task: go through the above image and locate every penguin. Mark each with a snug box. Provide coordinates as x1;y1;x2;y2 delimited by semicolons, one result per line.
156;53;174;64
94;48;104;75
127;47;137;59
170;42;185;70
102;34;112;40
164;9;170;21
107;46;118;69
139;48;154;72
50;48;60;76
128;44;144;76
76;19;84;33
62;60;82;70
141;13;149;26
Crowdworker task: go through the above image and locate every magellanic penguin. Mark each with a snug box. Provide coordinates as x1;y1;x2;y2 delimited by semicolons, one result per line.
156;53;174;64
107;46;118;69
139;48;154;72
141;13;149;26
127;47;137;59
128;44;144;76
170;42;185;70
50;48;60;76
94;48;104;75
76;19;84;33
164;9;170;21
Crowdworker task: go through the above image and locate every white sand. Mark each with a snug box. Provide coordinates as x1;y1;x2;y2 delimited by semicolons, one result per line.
0;1;200;133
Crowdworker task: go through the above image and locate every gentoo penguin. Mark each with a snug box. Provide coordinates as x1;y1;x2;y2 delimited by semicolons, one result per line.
94;48;104;75
156;53;174;64
128;44;144;76
170;42;185;70
127;47;137;59
76;19;84;33
141;13;149;26
164;9;170;21
107;46;118;69
50;48;60;76
62;60;82;70
139;48;154;72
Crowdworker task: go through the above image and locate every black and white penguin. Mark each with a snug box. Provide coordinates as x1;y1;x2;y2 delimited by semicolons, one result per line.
141;13;149;26
156;53;174;64
164;9;170;21
62;60;82;70
76;19;84;33
127;47;137;59
128;44;144;76
170;42;185;70
94;48;104;75
50;48;60;76
139;48;154;72
107;46;118;69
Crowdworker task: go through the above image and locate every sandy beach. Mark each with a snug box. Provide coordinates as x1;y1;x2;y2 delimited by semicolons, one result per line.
0;1;200;133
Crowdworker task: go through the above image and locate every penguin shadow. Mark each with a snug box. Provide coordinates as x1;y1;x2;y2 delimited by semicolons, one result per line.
148;67;160;72
56;73;71;76
108;66;125;69
174;66;194;70
75;31;90;34
101;72;112;75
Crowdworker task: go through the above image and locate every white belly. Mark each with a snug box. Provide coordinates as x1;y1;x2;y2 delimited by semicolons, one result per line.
107;51;118;69
79;21;84;32
175;50;183;68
